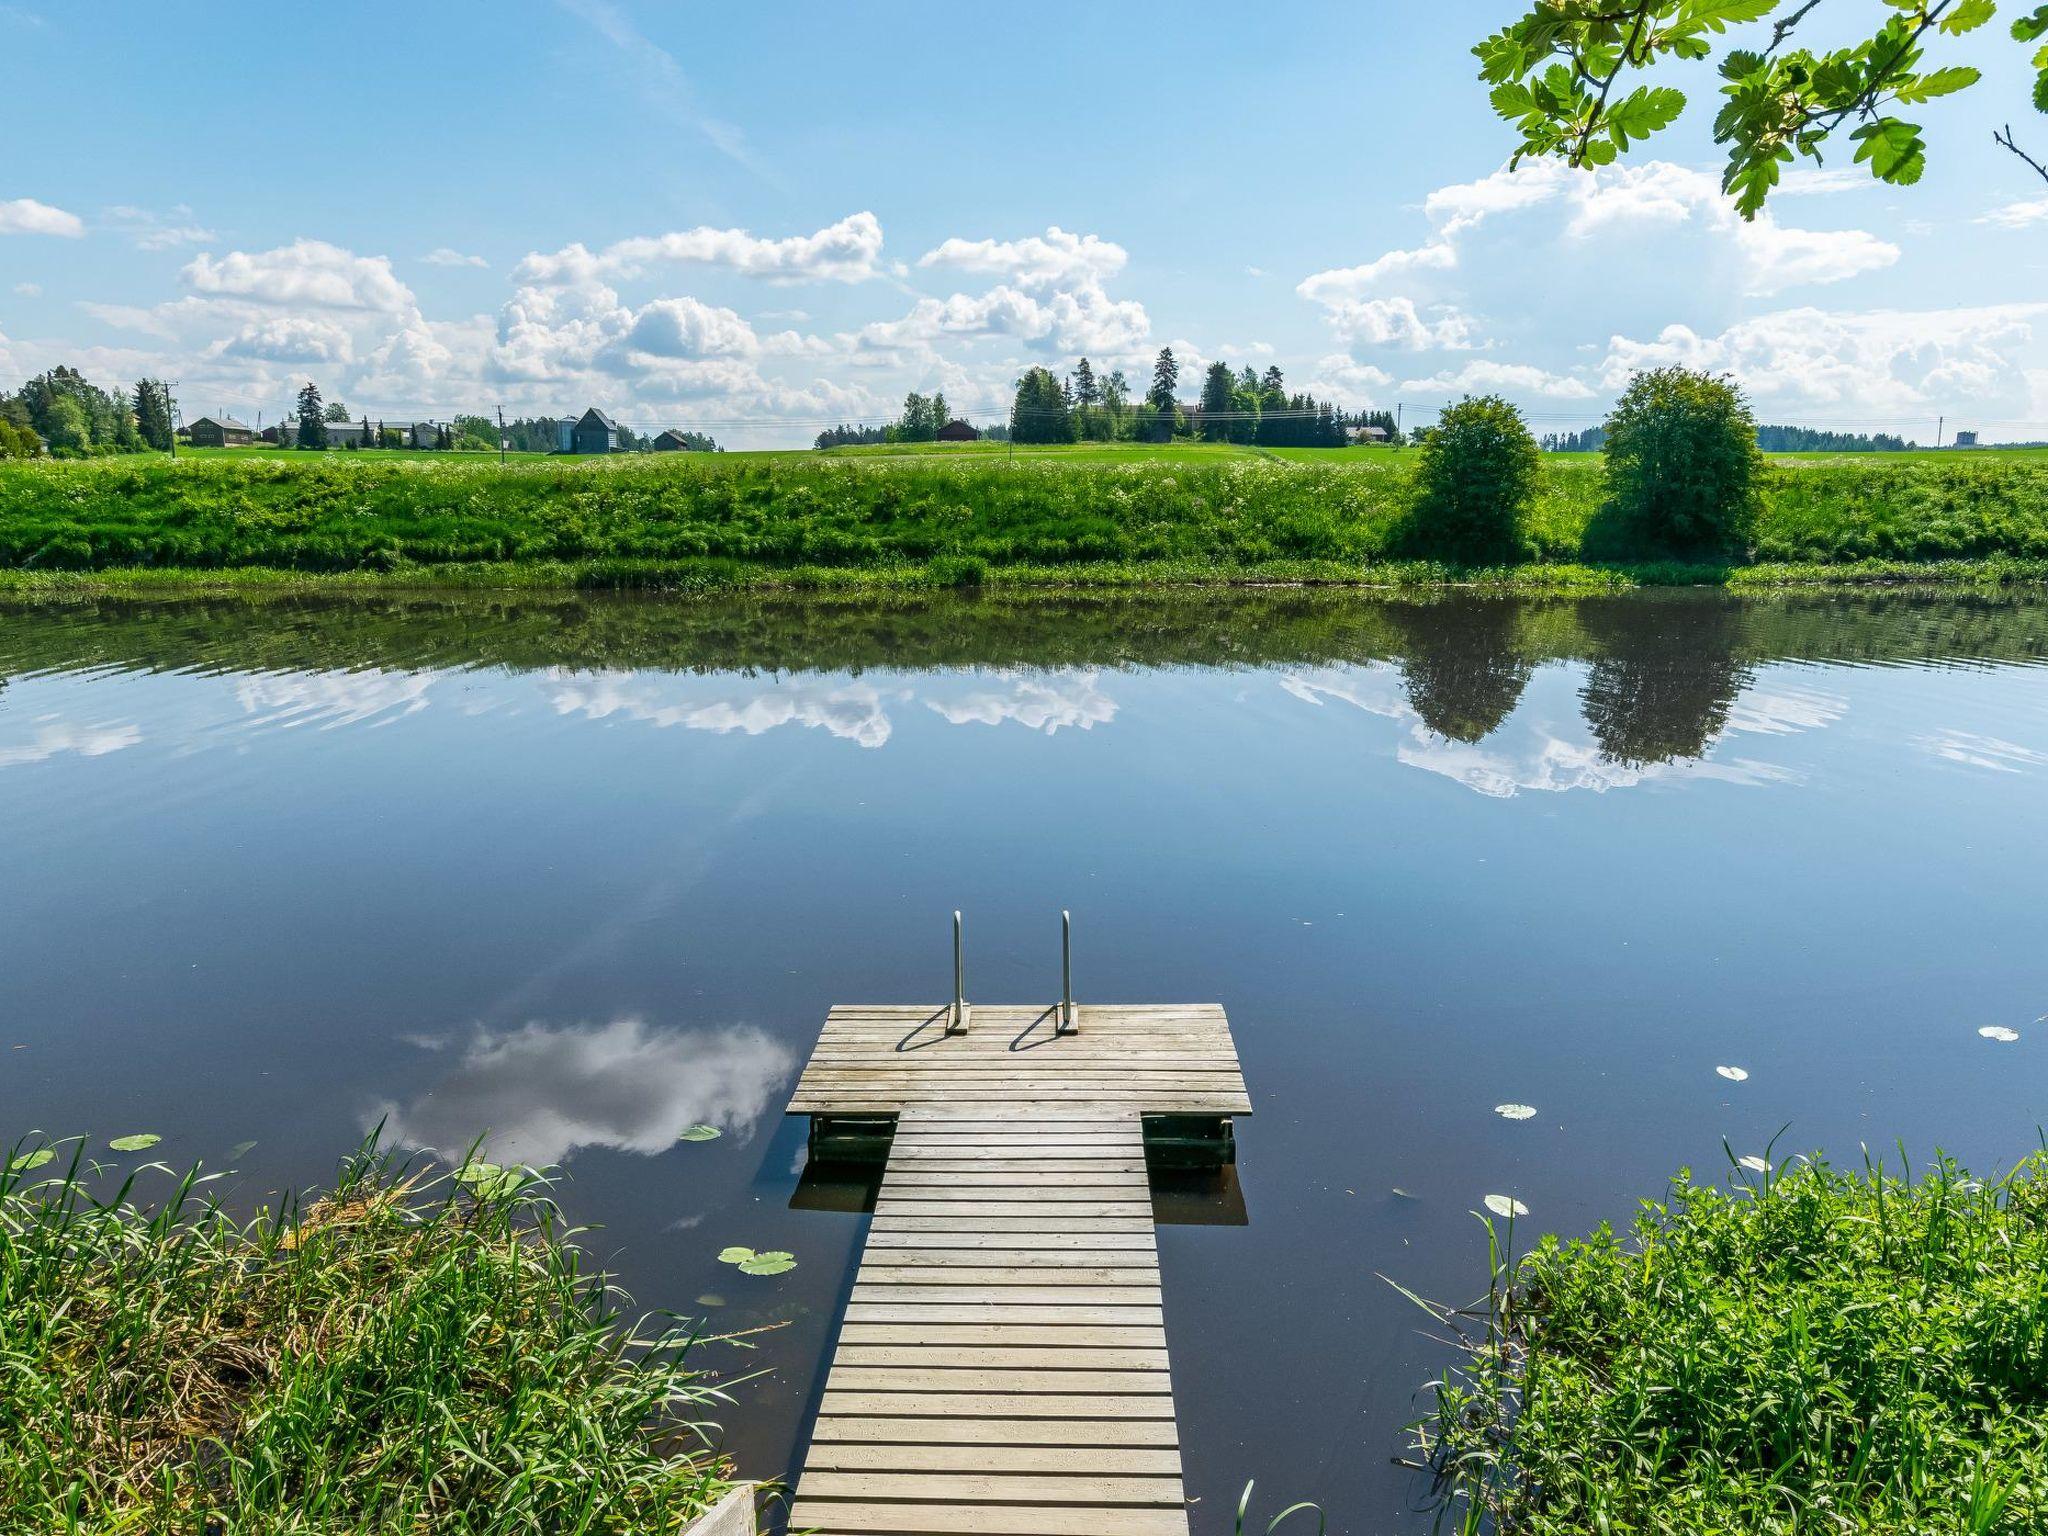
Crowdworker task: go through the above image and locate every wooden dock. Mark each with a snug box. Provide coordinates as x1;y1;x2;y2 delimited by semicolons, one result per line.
785;1004;1248;1536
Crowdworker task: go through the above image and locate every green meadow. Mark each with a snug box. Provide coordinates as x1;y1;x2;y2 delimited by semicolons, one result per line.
1;446;2045;592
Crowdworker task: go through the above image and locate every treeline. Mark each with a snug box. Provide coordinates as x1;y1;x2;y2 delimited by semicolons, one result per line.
815;391;1010;449
1756;424;1915;452
1008;350;1396;447
0;367;176;459
1543;423;1918;453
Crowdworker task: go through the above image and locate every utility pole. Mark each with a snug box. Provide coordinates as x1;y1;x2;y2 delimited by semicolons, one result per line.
1937;414;1944;449
497;405;506;465
166;381;179;460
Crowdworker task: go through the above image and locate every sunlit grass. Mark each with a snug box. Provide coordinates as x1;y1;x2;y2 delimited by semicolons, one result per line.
1406;1149;2048;1535
0;1135;743;1533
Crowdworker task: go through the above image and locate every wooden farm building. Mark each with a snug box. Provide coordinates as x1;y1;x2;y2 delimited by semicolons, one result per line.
570;407;621;455
936;418;980;442
186;415;254;447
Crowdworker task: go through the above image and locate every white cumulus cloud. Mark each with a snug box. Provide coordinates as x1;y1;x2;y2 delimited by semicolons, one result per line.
0;196;83;237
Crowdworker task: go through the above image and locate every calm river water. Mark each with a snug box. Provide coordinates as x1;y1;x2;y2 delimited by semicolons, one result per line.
4;587;2046;1532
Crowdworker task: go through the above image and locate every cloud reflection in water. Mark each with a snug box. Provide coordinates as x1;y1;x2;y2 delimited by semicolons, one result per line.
373;1018;794;1167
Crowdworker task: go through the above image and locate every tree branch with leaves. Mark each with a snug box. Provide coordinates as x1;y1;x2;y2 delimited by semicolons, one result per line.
1475;0;2048;214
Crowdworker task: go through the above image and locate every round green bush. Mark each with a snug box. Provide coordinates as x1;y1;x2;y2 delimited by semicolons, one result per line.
1397;394;1540;565
1600;366;1763;556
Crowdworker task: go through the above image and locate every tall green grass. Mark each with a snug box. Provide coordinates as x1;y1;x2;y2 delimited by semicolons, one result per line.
0;1136;741;1533
1408;1149;2048;1534
0;453;2042;583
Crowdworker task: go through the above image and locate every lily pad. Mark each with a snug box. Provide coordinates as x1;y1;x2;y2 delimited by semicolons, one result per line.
107;1134;161;1153
677;1125;722;1142
8;1148;54;1173
455;1161;525;1199
1715;1066;1749;1082
1738;1154;1772;1173
1494;1103;1537;1120
1979;1026;2020;1042
695;1293;726;1308
718;1244;797;1276
1482;1194;1529;1219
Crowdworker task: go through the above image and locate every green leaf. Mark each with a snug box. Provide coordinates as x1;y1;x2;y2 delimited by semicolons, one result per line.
1939;0;1997;34
2015;5;2048;42
1489;82;1537;119
1894;64;1981;102
1681;0;1779;33
107;1134;161;1153
717;1245;756;1265
677;1125;722;1143
1607;85;1687;146
8;1148;54;1172
455;1161;524;1199
738;1251;797;1276
1851;116;1927;185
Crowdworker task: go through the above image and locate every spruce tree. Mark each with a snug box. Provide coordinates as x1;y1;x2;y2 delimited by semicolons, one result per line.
1147;349;1179;413
1198;361;1234;442
296;383;327;449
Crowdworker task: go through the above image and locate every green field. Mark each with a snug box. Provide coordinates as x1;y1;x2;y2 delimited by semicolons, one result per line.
178;444;564;464
2;447;2045;593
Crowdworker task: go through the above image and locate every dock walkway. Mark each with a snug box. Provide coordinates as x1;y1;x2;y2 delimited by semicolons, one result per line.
785;1004;1248;1536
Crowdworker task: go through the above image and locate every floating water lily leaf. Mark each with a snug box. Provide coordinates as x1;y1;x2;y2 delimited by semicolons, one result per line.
227;1140;257;1160
456;1161;524;1199
1979;1026;2021;1042
8;1148;54;1172
1482;1194;1529;1219
1494;1103;1537;1120
107;1134;160;1153
719;1244;796;1275
1738;1155;1772;1173
1716;1066;1749;1082
677;1125;722;1142
695;1293;726;1308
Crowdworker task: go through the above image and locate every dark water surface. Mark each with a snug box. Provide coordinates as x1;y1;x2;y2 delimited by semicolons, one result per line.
5;587;2047;1532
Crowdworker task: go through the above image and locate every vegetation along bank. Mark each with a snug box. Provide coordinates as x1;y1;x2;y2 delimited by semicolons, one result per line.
0;1136;743;1532
2;396;2046;594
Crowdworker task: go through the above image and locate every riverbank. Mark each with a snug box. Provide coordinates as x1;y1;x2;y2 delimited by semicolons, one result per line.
2;454;2046;592
0;1138;743;1532
1412;1151;2048;1534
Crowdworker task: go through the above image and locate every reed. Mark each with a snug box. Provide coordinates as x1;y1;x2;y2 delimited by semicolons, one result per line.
1403;1147;2048;1534
0;1135;742;1533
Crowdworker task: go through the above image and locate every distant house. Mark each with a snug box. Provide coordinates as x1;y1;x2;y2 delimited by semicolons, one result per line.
324;419;371;449
1954;430;1979;448
652;428;700;452
258;423;287;445
187;415;254;447
571;407;620;455
936;419;980;442
1351;425;1388;444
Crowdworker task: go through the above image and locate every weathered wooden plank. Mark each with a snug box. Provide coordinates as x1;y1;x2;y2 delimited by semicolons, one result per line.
801;1442;1182;1475
808;1415;1179;1447
797;1471;1185;1506
832;1345;1170;1370
787;1500;1189;1536
857;1265;1157;1287
860;1231;1157;1251
842;1303;1165;1326
837;1324;1168;1348
817;1391;1177;1420
854;1248;1157;1268
824;1368;1171;1396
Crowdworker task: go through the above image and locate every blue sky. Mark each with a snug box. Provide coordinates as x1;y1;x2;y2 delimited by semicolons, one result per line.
2;0;2044;445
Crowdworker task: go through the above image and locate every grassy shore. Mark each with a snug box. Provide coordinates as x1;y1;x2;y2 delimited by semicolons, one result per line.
1;450;2045;593
1410;1151;2048;1535
0;1137;741;1533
